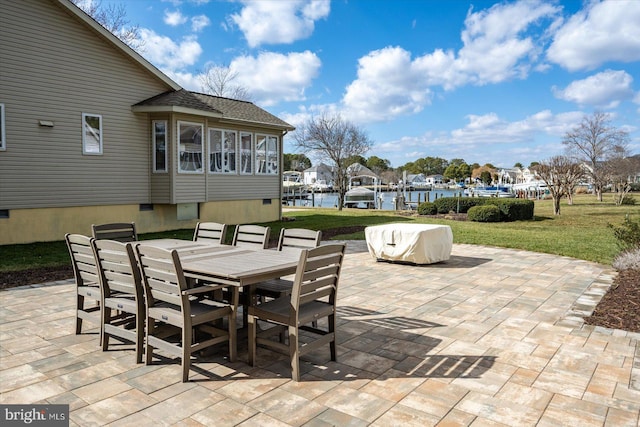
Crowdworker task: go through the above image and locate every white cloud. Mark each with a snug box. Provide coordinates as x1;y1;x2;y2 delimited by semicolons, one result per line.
191;15;211;32
340;1;561;123
553;70;635;109
547;0;640;71
164;9;188;26
230;51;321;106
139;29;202;70
342;47;433;123
373;110;585;167
230;0;330;47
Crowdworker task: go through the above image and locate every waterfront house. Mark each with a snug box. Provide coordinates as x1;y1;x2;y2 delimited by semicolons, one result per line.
0;0;293;244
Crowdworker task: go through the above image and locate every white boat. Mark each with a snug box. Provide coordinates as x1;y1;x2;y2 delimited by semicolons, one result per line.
344;187;376;208
344;174;379;208
467;185;515;198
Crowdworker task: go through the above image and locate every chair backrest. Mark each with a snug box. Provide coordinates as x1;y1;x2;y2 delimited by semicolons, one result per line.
278;228;322;250
193;222;228;244
92;222;137;242
135;245;189;315
92;239;143;301
66;233;100;287
232;224;270;249
290;243;346;309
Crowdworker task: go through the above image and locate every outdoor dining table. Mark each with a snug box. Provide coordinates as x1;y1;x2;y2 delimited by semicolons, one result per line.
137;239;302;360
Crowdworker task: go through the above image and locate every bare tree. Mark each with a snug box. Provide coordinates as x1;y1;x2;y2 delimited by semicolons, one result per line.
199;65;251;101
607;151;640;206
562;112;630;202
71;0;143;51
534;156;582;215
293;113;373;210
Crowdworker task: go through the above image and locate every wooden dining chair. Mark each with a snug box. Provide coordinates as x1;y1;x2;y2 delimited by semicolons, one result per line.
232;224;270;249
248;243;346;381
66;233;101;338
92;222;138;242
135;244;238;382
92;239;145;363
255;228;323;301
193;222;228;244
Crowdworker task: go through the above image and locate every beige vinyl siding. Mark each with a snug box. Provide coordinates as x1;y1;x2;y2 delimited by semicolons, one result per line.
0;0;172;209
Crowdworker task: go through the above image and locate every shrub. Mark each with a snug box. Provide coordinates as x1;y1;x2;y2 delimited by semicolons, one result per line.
612;248;640;271
433;197;485;214
417;201;437;215
468;205;501;222
485;199;535;221
620;195;636;205
608;215;640;250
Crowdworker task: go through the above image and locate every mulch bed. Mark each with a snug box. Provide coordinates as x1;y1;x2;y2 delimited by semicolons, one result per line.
2;227;638;333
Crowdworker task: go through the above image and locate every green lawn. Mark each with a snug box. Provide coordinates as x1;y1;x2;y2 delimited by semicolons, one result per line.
1;194;638;272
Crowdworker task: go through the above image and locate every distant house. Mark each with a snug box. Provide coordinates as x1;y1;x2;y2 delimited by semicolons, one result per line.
425;175;444;186
0;0;293;244
406;174;428;188
303;163;334;186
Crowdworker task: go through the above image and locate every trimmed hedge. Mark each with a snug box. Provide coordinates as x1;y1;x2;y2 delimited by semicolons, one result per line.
417;201;437;215
433;197;484;214
432;197;535;221
468;205;501;222
484;199;535;221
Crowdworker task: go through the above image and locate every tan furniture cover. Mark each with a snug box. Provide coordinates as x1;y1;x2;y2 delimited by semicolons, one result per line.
365;223;453;264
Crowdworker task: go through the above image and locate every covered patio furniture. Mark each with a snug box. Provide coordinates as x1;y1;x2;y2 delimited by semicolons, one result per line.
365;223;453;264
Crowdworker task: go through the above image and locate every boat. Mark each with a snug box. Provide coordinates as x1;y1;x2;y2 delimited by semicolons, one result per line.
344;174;379;208
467;185;515;198
344;187;377;208
282;171;309;202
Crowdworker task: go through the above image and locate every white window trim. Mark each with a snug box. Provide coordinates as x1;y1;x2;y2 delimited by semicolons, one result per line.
152;120;168;173
0;103;5;151
177;121;204;174
239;131;254;175
82;113;103;155
208;128;238;174
256;133;279;175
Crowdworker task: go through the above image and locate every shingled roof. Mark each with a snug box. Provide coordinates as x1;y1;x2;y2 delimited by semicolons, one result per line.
133;89;294;131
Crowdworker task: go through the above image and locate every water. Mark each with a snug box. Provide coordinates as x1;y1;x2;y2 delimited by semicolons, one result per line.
286;188;466;210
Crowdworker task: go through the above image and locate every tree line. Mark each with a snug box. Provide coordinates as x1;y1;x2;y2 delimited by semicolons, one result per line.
291;112;637;213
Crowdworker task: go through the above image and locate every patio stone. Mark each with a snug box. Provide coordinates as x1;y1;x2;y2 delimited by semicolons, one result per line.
1;241;639;425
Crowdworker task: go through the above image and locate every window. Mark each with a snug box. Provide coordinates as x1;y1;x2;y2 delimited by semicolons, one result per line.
239;132;253;174
152;120;168;173
82;113;102;155
208;129;237;174
256;134;279;175
178;121;203;173
0;103;5;151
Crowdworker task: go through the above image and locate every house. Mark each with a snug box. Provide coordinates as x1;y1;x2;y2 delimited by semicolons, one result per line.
303;163;334;187
0;0;293;244
406;174;429;189
425;174;444;186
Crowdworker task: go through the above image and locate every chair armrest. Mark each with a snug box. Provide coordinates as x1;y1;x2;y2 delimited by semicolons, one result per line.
182;286;221;296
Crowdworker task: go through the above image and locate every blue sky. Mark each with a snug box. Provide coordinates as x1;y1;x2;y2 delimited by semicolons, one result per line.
101;0;639;168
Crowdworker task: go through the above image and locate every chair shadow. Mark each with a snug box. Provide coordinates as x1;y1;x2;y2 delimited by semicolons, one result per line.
147;305;496;382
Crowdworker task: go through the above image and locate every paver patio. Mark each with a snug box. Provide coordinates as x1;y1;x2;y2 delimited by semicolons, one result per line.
1;241;639;426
